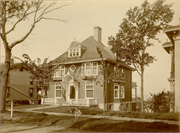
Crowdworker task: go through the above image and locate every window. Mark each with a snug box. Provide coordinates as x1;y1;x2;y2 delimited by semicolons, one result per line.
122;69;125;79
30;79;33;85
81;63;85;76
29;88;33;97
85;81;94;98
73;49;76;56
82;62;98;76
76;49;79;56
121;86;125;99
54;65;65;77
70;50;72;57
86;62;91;75
114;85;119;99
55;82;62;98
92;62;98;75
60;65;65;76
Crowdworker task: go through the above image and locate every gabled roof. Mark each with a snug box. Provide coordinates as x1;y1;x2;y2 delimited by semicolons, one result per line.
52;36;115;64
52;36;134;70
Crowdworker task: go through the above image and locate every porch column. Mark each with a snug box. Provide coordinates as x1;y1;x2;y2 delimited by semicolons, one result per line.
174;35;180;112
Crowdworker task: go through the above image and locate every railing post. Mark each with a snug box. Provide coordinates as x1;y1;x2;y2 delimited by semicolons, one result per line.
70;99;72;105
87;99;90;107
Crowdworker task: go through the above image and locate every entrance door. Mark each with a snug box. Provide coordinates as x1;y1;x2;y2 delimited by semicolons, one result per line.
70;85;75;99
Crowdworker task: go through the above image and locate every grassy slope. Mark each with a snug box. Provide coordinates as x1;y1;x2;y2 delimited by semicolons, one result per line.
1;111;179;132
35;106;180;121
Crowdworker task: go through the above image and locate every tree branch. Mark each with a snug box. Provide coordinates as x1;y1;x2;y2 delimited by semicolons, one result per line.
41;17;66;22
9;23;35;49
6;7;37;35
133;62;141;76
7;1;68;49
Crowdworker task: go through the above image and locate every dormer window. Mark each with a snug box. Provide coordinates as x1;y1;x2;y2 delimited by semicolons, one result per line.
70;50;72;57
76;49;79;56
68;41;82;58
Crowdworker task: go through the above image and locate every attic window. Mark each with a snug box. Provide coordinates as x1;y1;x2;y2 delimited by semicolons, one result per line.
69;48;81;57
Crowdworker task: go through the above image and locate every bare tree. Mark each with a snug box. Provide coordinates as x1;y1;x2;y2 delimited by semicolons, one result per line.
0;0;69;111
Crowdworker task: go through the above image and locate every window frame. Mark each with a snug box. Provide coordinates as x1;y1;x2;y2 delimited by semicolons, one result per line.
82;62;98;76
85;81;94;99
114;85;119;99
120;86;125;99
85;62;91;75
92;62;98;75
54;65;65;77
55;82;62;98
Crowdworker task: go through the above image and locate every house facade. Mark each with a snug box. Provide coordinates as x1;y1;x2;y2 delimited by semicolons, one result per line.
47;26;136;111
162;24;180;112
5;61;39;104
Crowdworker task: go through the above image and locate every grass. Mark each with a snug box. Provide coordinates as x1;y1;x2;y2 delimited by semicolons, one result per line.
1;111;179;132
35;106;180;121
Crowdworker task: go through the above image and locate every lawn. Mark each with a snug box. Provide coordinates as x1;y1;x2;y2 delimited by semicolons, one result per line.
1;111;179;132
35;106;180;121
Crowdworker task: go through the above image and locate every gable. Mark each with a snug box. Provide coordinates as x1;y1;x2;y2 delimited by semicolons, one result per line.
52;36;115;65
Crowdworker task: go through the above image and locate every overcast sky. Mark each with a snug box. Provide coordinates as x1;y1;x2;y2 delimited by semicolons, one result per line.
1;0;179;99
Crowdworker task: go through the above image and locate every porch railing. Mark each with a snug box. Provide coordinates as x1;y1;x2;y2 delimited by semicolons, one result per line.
44;98;55;104
70;99;98;107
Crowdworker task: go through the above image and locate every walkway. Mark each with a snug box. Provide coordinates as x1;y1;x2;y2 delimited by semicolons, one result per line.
8;105;180;126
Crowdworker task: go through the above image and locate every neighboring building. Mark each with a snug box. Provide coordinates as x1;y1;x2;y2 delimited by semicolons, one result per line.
162;24;180;112
3;61;39;104
47;26;136;111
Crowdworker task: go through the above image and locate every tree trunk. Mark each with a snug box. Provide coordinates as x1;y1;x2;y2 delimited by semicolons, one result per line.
1;50;11;111
141;70;144;112
103;72;105;118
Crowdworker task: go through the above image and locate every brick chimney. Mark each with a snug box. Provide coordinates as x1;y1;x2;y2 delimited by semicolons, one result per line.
94;26;102;43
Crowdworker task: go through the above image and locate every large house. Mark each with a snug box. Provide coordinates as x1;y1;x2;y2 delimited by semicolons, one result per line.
46;26;136;111
162;24;180;112
1;60;39;104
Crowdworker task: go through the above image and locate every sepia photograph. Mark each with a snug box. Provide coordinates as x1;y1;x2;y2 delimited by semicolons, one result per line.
1;0;180;132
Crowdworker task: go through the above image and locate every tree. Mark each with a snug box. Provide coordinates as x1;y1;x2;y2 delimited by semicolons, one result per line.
21;54;59;113
150;90;174;113
0;1;69;111
108;0;174;112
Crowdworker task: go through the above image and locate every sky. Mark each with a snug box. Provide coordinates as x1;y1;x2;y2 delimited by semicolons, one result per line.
0;0;180;99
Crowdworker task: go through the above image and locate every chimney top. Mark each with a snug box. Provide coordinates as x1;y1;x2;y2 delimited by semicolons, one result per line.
94;26;102;43
94;26;102;30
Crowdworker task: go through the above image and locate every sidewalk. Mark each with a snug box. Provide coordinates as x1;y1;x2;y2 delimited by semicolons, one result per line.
8;105;180;126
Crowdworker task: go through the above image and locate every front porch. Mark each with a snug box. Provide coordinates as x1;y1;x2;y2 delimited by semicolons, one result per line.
43;98;98;107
